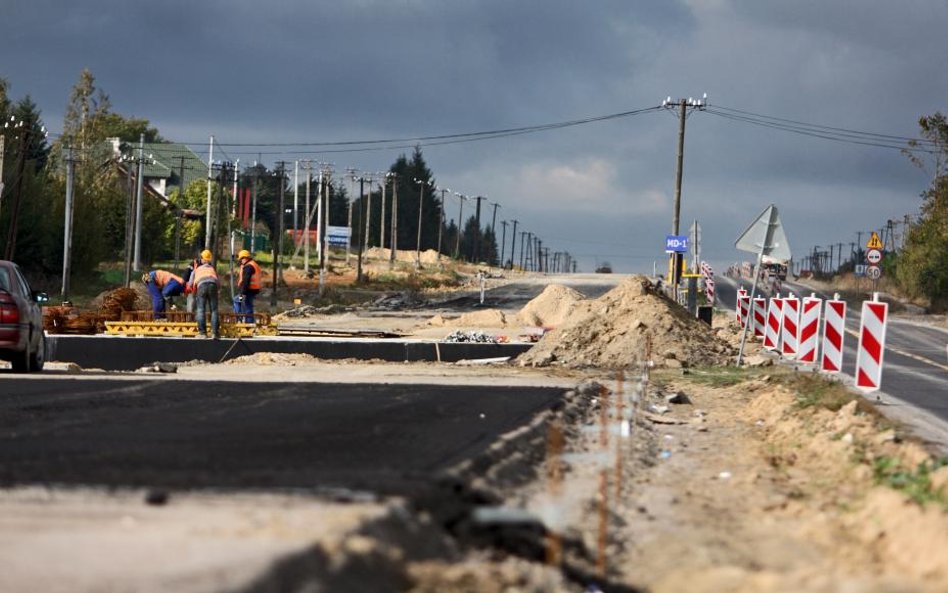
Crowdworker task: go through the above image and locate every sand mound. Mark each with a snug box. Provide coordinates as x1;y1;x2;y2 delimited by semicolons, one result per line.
454;309;508;327
514;284;585;328
517;275;733;369
364;247;443;264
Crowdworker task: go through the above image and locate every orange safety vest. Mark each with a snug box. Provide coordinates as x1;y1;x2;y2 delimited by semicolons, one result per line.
190;263;219;289
154;270;184;288
239;259;262;291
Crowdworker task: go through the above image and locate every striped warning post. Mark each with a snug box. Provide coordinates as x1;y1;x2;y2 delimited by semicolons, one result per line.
820;299;847;373
781;296;800;357
797;296;822;363
736;288;747;324
738;295;751;329
763;297;783;351
855;300;889;392
752;297;767;338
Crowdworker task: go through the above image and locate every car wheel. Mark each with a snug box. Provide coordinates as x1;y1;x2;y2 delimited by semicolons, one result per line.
11;339;30;373
30;332;45;372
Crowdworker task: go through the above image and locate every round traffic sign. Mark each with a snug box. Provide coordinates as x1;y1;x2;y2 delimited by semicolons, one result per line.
866;265;882;280
866;248;883;265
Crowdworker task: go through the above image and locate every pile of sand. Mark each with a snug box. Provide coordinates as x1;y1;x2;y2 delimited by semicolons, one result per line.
517;275;733;369
364;247;443;264
513;284;585;328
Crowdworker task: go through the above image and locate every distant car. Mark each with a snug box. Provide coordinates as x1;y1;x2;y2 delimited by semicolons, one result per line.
0;261;48;372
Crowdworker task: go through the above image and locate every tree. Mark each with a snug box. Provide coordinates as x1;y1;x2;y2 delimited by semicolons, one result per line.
897;112;948;311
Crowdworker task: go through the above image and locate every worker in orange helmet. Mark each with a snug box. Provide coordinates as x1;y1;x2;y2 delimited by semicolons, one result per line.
234;249;262;323
141;269;185;319
188;249;220;339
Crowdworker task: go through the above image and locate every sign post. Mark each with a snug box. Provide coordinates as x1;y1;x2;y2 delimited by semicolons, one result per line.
734;205;792;365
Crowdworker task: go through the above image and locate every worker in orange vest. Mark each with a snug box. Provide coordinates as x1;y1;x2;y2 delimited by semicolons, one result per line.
235;249;262;323
188;249;220;339
142;269;185;319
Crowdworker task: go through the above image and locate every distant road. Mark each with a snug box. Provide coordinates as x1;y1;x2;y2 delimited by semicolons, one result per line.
715;274;948;450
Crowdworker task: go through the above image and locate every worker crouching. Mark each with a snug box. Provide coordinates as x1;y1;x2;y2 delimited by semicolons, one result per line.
189;250;220;339
142;269;185;319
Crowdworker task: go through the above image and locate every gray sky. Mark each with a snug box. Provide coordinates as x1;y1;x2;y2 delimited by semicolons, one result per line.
3;0;946;273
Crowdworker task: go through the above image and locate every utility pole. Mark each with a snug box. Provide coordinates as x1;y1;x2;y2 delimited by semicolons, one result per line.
380;175;387;249
363;174;373;254
536;239;543;272
499;220;508;269
133;133;145;272
454;193;466;259
519;231;527;270
437;187;447;261
509;219;518;271
389;173;398;266
472;196;486;262
271;162;285;307
250;168;259;255
414;178;426;268
204;135;214;251
303;163;312;274
173;156;186;271
61;145;78;303
662;95;706;291
357;175;366;281
318;166;330;293
293;160;299;238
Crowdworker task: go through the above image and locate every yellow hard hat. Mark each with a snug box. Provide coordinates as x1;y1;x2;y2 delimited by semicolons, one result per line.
200;249;213;262
237;249;251;259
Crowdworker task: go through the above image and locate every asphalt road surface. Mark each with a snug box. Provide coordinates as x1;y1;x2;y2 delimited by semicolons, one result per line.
714;274;948;435
0;378;564;495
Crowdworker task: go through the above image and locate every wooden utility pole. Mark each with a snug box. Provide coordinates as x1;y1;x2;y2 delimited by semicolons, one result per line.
271;162;285;306
61;145;78;303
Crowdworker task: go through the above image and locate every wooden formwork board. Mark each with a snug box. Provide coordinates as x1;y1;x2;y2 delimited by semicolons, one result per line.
104;321;257;338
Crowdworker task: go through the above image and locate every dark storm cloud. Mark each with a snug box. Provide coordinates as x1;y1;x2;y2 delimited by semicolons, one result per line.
1;1;946;272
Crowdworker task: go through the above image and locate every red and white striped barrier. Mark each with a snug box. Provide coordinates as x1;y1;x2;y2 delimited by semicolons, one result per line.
752;297;767;338
821;298;847;373
797;296;822;363
781;296;800;357
736;288;748;324
701;261;715;304
855;299;889;392
738;295;751;329
763;297;783;351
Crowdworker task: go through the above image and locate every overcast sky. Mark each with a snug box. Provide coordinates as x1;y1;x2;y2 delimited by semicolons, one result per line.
3;0;946;273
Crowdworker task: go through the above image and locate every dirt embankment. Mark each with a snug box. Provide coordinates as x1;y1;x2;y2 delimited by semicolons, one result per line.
517;276;733;369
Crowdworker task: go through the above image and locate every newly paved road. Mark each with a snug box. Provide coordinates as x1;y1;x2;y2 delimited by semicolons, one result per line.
0;378;563;495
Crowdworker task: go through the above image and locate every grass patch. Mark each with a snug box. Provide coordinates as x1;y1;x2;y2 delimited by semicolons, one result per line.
873;456;948;508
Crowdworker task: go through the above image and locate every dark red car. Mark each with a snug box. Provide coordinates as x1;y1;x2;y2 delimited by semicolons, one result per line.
0;261;48;372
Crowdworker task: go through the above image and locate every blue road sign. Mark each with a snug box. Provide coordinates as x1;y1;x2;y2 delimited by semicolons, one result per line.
665;235;689;253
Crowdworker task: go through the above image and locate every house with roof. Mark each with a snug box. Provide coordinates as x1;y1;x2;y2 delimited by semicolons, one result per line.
108;138;205;219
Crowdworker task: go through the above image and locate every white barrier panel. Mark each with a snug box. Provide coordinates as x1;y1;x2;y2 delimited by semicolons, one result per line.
781;296;800;357
763;297;783;351
820;300;846;373
855;300;889;392
797;296;822;363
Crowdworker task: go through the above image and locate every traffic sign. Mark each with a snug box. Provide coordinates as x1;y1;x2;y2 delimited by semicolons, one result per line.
866;248;882;265
665;235;689;253
866;232;883;250
854;264;867;277
866;265;882;281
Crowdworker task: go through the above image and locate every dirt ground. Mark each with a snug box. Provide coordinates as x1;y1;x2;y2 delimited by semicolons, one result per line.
17;261;948;591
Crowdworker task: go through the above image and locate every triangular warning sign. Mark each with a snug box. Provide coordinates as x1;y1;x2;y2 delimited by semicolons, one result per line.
866;232;883;250
734;205;792;261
